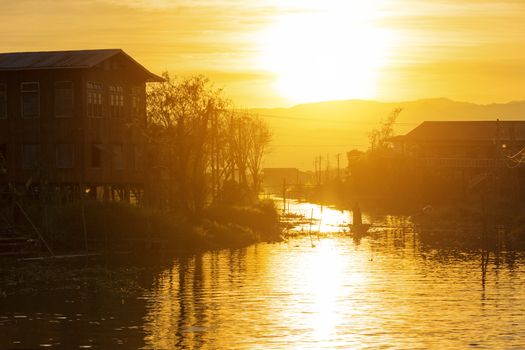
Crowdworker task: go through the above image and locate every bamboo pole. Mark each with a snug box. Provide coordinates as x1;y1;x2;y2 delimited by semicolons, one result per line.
15;202;54;256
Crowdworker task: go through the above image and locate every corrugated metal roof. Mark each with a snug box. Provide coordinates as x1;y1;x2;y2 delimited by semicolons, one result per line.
0;49;121;70
403;121;525;142
0;49;163;82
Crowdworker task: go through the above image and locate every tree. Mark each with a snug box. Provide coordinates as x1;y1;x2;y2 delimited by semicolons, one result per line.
369;108;402;153
246;115;271;194
146;73;228;214
145;72;272;214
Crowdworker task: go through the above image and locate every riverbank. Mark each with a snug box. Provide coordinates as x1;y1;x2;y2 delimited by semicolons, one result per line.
0;199;282;297
10;199;282;255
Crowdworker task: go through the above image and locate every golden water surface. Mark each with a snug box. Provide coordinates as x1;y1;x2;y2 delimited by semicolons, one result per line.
2;200;525;349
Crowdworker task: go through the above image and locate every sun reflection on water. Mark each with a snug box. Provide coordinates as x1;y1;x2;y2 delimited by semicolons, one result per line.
307;240;344;340
137;200;525;350
277;197;370;233
3;201;525;349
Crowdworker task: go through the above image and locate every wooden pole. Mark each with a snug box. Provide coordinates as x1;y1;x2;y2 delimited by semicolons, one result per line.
317;205;323;240
308;208;313;236
282;178;286;215
81;197;88;256
15;202;54;256
336;153;341;180
326;153;330;182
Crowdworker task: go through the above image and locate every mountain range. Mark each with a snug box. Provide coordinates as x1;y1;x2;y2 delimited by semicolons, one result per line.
251;98;525;170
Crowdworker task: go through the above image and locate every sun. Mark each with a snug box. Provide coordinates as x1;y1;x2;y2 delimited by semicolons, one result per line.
259;1;392;104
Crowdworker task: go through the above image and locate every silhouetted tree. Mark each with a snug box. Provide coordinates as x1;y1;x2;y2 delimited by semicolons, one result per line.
246;115;271;195
368;108;402;152
145;73;271;214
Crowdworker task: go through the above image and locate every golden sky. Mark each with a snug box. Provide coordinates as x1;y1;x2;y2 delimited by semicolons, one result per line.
1;0;525;107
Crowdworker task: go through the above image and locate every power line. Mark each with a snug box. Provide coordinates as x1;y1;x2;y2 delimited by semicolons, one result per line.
257;113;419;125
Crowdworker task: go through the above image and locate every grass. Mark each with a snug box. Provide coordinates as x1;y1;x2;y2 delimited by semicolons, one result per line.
13;198;282;254
0;260;145;297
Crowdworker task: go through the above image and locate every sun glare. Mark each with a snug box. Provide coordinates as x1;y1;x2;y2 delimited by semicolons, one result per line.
259;1;392;104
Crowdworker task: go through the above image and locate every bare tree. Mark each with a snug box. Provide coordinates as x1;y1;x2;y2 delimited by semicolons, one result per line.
246;115;271;195
145;73;272;214
369;108;402;152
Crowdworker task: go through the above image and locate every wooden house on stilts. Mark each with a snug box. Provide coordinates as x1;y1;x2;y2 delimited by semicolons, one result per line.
0;49;163;203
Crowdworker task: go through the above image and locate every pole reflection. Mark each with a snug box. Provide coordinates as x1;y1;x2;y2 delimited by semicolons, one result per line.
140;200;525;349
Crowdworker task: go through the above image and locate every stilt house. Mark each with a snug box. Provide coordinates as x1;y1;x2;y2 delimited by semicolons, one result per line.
0;49;163;200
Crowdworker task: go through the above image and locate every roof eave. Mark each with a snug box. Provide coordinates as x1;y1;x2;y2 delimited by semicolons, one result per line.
118;50;165;82
146;73;165;83
0;66;90;72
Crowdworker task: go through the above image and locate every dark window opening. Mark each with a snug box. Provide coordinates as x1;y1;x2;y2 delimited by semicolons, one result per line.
132;144;144;171
131;86;143;118
22;144;40;169
112;144;124;170
55;81;73;117
56;144;74;168
0;84;6;119
91;144;103;168
21;82;39;118
0;144;7;174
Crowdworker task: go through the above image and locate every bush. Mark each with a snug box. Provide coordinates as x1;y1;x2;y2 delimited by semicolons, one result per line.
203;199;281;241
43;201;199;253
16;198;281;254
199;220;257;248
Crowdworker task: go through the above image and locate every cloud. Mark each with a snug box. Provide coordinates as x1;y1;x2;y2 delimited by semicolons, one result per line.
2;0;525;106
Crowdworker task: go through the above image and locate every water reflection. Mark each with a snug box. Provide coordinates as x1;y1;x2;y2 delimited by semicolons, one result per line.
141;234;525;349
277;197;359;233
276;197;413;237
3;200;525;349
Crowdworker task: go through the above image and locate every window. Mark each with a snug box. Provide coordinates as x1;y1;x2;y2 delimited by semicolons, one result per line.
112;144;124;170
0;144;6;161
109;85;124;118
55;81;73;117
21;82;39;118
87;82;103;117
56;144;74;168
0;144;7;174
0;84;6;119
132;144;144;171
21;144;40;169
91;144;103;168
131;86;143;118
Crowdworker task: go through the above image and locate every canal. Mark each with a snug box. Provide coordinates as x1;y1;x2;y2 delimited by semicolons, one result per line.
1;199;525;349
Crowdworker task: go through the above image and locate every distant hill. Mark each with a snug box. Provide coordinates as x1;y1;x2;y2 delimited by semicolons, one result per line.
251;98;525;169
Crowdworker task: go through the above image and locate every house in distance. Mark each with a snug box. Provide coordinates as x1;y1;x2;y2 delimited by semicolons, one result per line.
389;120;525;198
0;49;163;202
393;120;525;168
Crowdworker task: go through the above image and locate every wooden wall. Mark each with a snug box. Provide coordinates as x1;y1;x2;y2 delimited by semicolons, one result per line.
0;55;148;188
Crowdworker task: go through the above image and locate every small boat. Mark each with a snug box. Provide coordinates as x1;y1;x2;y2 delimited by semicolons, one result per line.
349;223;371;236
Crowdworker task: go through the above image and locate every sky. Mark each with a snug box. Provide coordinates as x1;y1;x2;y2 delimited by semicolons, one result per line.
1;0;525;108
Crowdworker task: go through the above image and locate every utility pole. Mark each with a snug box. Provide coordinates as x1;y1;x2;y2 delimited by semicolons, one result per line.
318;155;323;185
314;157;318;186
336;153;341;180
326;153;330;182
282;178;287;215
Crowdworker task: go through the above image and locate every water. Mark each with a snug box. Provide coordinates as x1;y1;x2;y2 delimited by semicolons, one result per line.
2;200;525;349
